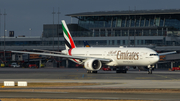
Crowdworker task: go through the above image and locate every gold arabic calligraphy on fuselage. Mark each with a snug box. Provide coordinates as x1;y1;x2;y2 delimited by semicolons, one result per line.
108;50;139;60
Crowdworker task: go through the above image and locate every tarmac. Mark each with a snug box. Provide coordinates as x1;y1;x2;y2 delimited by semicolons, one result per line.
0;92;179;101
0;68;180;100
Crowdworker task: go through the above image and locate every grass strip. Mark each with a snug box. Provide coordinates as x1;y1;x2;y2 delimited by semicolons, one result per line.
0;82;98;88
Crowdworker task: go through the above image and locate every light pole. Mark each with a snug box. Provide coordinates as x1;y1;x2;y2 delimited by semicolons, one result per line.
29;28;32;37
52;7;56;50
0;9;2;50
57;7;60;52
3;9;6;62
5;30;7;37
57;7;61;68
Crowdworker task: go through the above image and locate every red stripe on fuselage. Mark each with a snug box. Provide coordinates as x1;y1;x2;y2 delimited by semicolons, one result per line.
68;48;78;63
68;48;73;55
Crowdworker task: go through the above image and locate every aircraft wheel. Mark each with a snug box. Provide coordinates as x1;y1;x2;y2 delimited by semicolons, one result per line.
116;70;122;73
148;68;152;74
123;70;127;73
87;71;97;74
92;71;97;73
116;70;127;73
87;70;91;73
116;70;120;73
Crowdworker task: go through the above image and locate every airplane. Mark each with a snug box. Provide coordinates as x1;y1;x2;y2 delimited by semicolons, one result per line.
82;41;174;71
12;20;176;74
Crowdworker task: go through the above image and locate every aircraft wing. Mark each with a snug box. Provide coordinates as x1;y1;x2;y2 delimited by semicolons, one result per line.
33;49;63;54
11;51;112;62
158;51;176;56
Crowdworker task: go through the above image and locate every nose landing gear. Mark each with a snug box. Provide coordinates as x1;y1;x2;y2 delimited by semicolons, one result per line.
147;65;154;74
148;67;152;74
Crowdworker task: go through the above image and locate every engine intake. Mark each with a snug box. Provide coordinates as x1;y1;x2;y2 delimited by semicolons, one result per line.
84;59;102;71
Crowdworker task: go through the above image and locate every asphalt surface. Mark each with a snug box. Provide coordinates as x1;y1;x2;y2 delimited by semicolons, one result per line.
0;68;180;101
0;68;179;80
0;91;179;101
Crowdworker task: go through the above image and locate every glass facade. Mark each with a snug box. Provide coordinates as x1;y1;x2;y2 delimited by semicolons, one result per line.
41;10;180;47
68;12;180;46
78;14;180;30
0;38;174;46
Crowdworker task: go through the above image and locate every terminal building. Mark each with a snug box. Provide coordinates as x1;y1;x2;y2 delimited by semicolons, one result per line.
1;9;180;68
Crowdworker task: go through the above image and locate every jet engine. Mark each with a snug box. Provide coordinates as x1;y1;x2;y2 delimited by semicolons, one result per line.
84;59;102;71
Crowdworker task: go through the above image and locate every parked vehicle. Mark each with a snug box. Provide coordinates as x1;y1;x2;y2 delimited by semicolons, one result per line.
171;67;180;71
29;64;38;68
75;64;84;68
11;62;20;68
102;66;111;71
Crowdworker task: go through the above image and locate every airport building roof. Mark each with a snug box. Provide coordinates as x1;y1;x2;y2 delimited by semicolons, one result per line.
66;9;180;17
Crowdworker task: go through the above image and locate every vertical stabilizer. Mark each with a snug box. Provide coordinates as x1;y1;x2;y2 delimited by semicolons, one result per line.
62;20;76;49
83;41;91;47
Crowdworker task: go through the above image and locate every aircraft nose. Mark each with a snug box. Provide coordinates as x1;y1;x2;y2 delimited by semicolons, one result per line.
150;56;159;64
156;56;159;62
153;56;159;63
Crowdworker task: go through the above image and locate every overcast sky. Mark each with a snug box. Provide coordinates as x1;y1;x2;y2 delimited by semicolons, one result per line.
0;0;180;36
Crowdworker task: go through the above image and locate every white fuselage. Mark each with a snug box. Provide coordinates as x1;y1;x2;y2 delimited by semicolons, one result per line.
62;47;159;67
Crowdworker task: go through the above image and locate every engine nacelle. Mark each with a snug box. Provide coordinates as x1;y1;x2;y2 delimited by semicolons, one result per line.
84;59;102;71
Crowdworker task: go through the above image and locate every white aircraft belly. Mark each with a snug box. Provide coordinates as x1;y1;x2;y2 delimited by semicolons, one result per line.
70;47;157;66
115;59;147;66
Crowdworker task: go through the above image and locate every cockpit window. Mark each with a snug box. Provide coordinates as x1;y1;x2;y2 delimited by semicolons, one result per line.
150;54;158;56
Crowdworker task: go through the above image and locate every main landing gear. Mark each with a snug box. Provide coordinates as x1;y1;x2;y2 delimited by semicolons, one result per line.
87;70;98;73
116;66;128;73
148;68;152;74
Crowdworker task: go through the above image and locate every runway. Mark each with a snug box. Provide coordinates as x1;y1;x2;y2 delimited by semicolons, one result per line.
0;68;180;80
0;68;180;100
0;91;179;101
